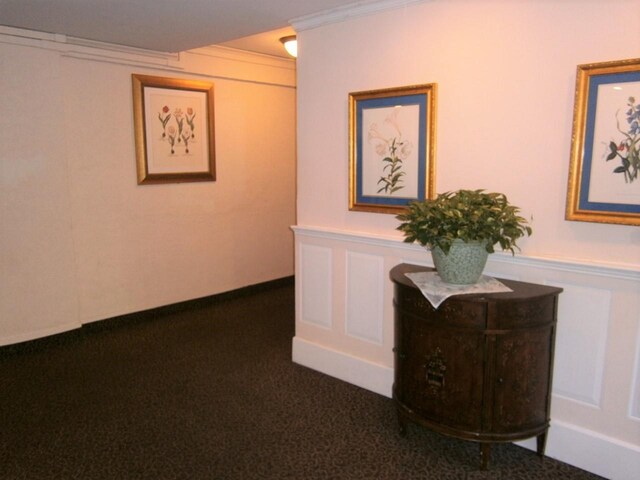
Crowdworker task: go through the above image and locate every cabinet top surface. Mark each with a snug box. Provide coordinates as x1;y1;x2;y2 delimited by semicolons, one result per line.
390;263;562;302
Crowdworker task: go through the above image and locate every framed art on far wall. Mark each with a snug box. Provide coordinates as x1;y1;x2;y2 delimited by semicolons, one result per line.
349;83;437;214
132;74;216;184
566;58;640;226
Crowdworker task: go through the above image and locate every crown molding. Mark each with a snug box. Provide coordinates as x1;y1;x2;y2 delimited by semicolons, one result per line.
290;0;428;32
190;45;295;70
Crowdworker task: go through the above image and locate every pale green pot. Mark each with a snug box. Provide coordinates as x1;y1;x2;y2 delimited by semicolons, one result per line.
430;239;489;285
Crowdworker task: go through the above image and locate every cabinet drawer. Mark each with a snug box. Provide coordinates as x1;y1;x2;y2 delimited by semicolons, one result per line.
494;295;557;329
396;286;486;329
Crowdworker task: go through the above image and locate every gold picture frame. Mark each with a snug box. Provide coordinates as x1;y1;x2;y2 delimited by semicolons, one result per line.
132;74;216;184
566;58;640;225
349;84;437;214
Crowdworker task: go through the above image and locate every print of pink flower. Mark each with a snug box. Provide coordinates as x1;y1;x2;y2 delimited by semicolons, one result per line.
368;109;410;194
605;96;639;183
158;105;171;138
398;141;413;160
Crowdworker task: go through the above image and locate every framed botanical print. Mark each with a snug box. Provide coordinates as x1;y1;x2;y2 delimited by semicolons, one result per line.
132;74;215;184
566;58;640;225
349;84;437;214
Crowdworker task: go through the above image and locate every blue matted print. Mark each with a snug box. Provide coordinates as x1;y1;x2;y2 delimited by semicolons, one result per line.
349;84;437;214
567;58;640;226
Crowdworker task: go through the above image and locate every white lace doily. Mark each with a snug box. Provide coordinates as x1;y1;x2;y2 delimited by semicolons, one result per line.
405;271;513;309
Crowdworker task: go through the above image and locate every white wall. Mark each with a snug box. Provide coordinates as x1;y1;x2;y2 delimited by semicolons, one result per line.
296;0;640;261
293;1;640;478
0;27;297;345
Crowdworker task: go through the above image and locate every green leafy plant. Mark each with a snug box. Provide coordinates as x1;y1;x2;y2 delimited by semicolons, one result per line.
396;189;532;254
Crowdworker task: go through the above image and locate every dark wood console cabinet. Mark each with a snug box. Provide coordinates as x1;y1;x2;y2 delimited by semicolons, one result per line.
390;263;562;469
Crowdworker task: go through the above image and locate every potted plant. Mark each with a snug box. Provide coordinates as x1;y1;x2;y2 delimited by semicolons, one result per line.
396;189;532;284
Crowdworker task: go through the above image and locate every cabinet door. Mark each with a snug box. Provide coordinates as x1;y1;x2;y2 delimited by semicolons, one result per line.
492;326;553;433
398;314;485;431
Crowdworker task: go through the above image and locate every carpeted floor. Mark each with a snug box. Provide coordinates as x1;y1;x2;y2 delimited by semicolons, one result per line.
0;281;604;479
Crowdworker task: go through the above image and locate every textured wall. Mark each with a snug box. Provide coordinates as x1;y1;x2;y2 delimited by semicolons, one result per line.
296;0;640;261
0;29;297;344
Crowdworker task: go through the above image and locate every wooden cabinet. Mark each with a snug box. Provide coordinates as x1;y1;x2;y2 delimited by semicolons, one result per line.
390;263;562;469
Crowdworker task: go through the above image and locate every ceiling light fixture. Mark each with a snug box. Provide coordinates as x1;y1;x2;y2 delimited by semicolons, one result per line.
279;35;297;58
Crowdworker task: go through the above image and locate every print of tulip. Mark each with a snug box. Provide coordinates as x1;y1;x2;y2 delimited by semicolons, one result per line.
182;128;191;154
186;107;196;139
174;108;184;143
158;105;171;138
167;126;177;154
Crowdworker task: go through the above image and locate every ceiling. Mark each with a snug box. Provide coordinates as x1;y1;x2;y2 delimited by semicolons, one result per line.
0;0;359;55
220;26;297;59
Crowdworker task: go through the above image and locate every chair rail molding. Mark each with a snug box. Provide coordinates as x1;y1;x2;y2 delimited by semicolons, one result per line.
291;225;640;281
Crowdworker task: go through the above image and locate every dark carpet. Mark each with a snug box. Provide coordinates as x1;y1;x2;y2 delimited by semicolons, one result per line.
0;280;604;479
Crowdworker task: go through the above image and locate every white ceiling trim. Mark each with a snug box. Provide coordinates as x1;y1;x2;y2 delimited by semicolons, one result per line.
0;25;294;82
291;0;428;31
0;26;178;60
0;25;181;70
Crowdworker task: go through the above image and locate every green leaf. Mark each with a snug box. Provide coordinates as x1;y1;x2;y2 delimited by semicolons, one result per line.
395;189;532;253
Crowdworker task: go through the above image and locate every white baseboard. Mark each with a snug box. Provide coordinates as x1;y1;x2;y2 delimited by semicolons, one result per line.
293;336;640;480
292;336;394;397
517;420;640;480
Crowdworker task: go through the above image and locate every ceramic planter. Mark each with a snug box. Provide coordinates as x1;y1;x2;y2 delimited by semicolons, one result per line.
430;239;489;285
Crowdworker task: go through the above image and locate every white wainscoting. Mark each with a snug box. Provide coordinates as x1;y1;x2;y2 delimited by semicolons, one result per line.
345;251;384;345
631;323;640;421
552;282;611;407
299;244;333;329
292;225;640;480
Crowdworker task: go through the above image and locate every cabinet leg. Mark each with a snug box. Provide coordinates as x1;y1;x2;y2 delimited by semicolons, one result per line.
480;443;492;470
536;432;547;458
